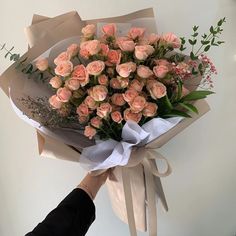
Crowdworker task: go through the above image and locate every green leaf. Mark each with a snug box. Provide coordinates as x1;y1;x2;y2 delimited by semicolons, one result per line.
193;25;199;31
180;90;215;102
163;95;173;110
210;26;215;34
201;40;210;45
179;103;199;114
190;51;198;60
204;45;211;52
164;109;192;118
176;80;183;101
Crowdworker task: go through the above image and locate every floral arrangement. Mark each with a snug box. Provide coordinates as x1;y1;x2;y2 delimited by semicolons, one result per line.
1;18;225;141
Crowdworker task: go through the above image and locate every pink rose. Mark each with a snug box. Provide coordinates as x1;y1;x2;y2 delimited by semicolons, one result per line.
84;96;98;110
102;23;116;36
86;60;105;76
137;65;154;79
148;33;160;45
111;93;126;106
72;65;89;86
84;126;97;139
85;40;101;55
111;111;123;123
76;103;90;116
123;89;138;103
65;78;80;91
153;65;169;78
98;74;109;86
54;52;71;65
97;103;112;118
89;85;108;102
124;108;142;123
129;96;147;113
135;45;154;60
78;116;89;124
90;116;102;128
118;77;129;89
116;62;137;78
128;27;145;40
36;58;48;71
67;44;79;57
57;87;72;102
55;61;73;77
110;78;122;89
161;33;181;48
49;76;62;89
100;43;109;56
155;59;170;67
147;81;167;99
79;48;90;59
129;79;144;92
81;24;96;38
116;37;135;52
143;102;158;117
49;95;63;109
106;50;121;66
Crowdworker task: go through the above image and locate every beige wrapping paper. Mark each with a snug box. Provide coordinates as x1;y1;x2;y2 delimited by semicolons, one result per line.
0;8;211;235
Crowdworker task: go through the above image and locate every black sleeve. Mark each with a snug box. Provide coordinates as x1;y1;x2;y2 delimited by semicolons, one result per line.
25;188;95;236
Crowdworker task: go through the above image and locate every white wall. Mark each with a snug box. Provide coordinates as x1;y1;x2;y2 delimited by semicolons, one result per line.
0;0;236;235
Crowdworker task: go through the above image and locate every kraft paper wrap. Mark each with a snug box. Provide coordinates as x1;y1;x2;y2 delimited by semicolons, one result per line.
0;9;210;235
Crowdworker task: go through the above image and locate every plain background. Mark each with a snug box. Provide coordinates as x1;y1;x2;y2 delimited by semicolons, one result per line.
0;0;236;235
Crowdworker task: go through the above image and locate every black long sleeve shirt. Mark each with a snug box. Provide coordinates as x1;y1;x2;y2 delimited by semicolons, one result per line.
25;188;95;236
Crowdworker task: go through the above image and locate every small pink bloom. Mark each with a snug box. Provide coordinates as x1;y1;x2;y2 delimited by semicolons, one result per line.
36;58;48;71
100;43;109;56
128;27;145;40
137;65;153;79
57;87;72;102
111;111;123;123
98;74;109;86
143;102;158;117
116;62;137;78
123;89;138;103
148;33;160;45
89;85;108;102
86;60;105;76
97;103;112;118
81;24;96;38
135;45;155;60
106;50;121;65
54;52;71;65
102;23;116;36
117;37;135;52
67;44;79;57
55;61;73;77
90;116;102;128
153;65;169;78
161;33;181;48
65;78;80;91
129;79;144;92
76;103;89;116
84;96;98;110
49;95;63;109
129;96;147;113
49;76;62;89
84;126;97;139
124;108;142;123
111;93;126;106
147;81;167;99
72;65;89;86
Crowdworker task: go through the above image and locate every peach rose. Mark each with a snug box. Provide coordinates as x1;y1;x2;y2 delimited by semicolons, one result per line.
111;111;123;123
54;52;71;65
49;95;63;109
110;78;122;89
76;103;89;116
98;74;109;86
148;33;160;45
86;60;105;76
100;43;109;56
102;23;116;36
55;61;73;77
143;102;158;117
36;58;48;71
111;93;126;106
57;87;72;102
118;77;129;88
128;27;145;40
106;50;121;65
65;78;80;91
90;116;102;128
89;85;108;102
79;48;90;59
155;59;170;67
85;40;101;55
116;62;136;78
67;44;79;57
129;96;147;113
84;96;98;110
135;45;155;60
49;76;62;89
122;89;138;103
72;65;89;86
84;126;97;139
129;79;144;92
97;103;112;118
147;81;167;99
153;65;169;78
124;108;142;123
161;33;181;48
117;37;135;52
82;24;96;38
137;65;154;79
